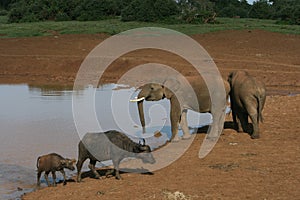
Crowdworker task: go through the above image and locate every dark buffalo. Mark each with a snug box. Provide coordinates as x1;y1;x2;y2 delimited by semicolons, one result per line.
36;153;76;187
76;130;155;182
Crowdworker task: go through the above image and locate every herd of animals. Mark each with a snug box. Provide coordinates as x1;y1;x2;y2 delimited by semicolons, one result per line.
36;70;266;187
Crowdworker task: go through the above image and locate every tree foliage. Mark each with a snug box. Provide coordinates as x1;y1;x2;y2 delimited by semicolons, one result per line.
249;0;274;19
121;0;178;22
75;0;119;21
177;0;216;23
271;0;300;24
8;0;80;22
5;0;300;25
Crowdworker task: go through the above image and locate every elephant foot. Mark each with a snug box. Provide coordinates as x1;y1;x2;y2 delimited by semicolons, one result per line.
236;126;243;133
182;134;191;140
206;136;218;141
234;124;243;133
251;134;260;139
171;135;181;142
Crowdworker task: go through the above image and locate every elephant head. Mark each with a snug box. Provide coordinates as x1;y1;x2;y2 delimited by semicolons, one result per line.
228;70;248;88
131;82;178;133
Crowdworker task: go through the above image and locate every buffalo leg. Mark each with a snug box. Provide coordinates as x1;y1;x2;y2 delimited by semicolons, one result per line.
112;159;122;180
105;169;115;177
76;157;86;182
44;171;51;186
51;171;57;187
37;171;42;187
88;159;100;179
60;170;67;185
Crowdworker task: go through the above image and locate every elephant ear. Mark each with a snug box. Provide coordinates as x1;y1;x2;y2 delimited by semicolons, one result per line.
163;78;180;99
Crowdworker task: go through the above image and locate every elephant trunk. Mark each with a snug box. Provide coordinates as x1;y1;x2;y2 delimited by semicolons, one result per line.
137;100;146;133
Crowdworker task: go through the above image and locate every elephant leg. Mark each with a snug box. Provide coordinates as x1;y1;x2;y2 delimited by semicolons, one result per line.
171;116;180;142
231;107;240;131
207;103;226;140
180;109;191;140
238;111;249;133
248;110;259;139
170;98;181;142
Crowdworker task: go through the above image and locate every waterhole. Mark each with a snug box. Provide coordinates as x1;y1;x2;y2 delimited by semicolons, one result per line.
0;84;212;199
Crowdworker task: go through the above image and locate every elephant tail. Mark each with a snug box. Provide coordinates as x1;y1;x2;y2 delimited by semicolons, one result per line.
256;90;265;123
258;99;264;123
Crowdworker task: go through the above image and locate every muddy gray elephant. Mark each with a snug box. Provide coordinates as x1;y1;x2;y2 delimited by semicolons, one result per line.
228;70;266;139
131;76;230;142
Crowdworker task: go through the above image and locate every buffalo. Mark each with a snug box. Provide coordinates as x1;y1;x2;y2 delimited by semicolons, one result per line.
76;130;155;182
36;153;76;187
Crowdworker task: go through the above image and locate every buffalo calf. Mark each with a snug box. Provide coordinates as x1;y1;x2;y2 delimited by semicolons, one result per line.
37;153;76;187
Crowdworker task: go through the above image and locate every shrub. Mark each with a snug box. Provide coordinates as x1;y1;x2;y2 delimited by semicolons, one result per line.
272;0;300;25
0;9;8;16
8;0;80;23
75;0;119;21
121;0;178;22
219;5;248;18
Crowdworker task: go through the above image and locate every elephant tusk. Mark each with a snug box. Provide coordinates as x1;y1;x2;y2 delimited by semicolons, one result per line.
130;97;145;102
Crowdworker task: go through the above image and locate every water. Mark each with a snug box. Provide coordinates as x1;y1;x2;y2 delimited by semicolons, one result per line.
0;84;212;199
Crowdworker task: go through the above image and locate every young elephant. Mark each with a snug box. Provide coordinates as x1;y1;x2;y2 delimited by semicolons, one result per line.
36;153;76;187
228;70;266;139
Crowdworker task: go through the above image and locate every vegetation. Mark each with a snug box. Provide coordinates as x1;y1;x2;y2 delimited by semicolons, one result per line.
0;17;299;38
0;0;298;25
0;0;299;38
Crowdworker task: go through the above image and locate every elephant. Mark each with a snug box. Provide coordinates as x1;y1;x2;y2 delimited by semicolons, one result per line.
227;70;266;139
131;76;230;142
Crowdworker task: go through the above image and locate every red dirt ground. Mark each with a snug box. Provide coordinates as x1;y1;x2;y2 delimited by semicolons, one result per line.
0;29;299;200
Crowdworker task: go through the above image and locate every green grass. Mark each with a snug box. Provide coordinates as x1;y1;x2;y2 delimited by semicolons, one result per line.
0;16;299;38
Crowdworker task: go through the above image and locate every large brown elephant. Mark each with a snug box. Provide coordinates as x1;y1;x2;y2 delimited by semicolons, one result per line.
131;76;230;142
228;70;266;139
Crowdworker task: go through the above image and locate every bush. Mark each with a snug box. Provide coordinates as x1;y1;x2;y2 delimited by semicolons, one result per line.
272;0;300;25
177;0;216;23
8;0;80;23
75;0;119;21
121;0;178;22
219;5;248;18
249;0;274;19
0;9;8;16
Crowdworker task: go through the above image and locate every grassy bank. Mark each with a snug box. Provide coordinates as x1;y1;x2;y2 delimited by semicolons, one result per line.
0;16;299;38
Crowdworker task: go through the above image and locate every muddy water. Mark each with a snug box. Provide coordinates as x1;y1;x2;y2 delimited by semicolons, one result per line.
0;84;212;199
